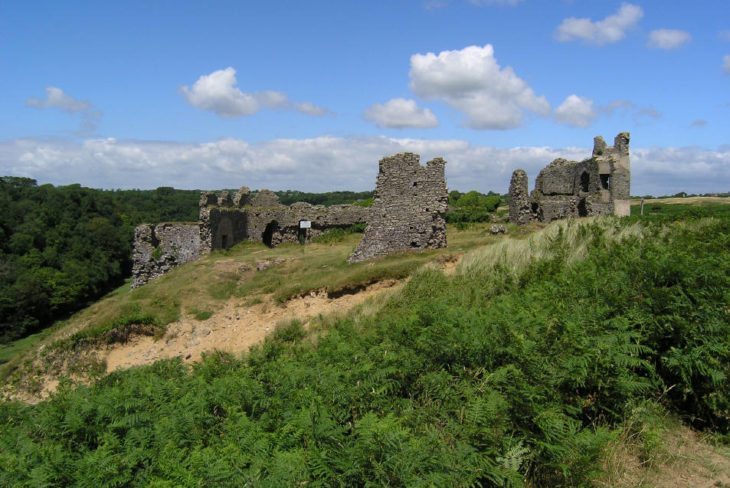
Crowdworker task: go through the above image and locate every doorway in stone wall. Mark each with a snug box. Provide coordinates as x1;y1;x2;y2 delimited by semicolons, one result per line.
578;198;588;217
262;221;279;248
580;172;590;193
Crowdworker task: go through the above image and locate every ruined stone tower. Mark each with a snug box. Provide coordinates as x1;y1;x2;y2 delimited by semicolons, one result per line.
348;152;448;263
508;132;631;224
508;169;531;225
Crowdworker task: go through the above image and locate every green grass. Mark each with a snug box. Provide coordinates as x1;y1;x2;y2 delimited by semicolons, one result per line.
0;331;50;367
0;215;727;486
631;201;730;221
0;224;504;378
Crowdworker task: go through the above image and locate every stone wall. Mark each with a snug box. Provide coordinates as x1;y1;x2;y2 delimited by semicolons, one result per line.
200;188;369;250
349;152;448;263
132;186;370;287
508;132;630;224
199;188;251;253
508;169;531;225
131;222;201;288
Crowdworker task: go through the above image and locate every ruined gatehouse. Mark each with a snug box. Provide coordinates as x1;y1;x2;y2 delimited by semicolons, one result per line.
348;152;448;263
509;132;630;224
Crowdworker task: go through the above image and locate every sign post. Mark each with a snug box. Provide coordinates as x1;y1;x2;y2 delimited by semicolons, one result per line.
299;220;311;245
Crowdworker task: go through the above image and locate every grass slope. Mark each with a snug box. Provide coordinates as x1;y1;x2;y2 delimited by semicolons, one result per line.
0;223;512;389
0;214;728;486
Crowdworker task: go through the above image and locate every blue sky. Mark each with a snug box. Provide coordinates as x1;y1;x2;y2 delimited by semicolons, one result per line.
1;0;729;195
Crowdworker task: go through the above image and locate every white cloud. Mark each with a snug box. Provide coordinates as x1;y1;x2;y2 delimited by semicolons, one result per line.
26;86;101;135
26;86;90;112
364;98;438;129
294;102;329;116
556;3;643;45
409;44;550;129
181;67;327;117
648;29;691;50
2;136;728;196
724;55;730;73
554;95;597;127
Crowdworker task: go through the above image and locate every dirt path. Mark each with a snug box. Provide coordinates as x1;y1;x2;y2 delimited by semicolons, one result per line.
105;280;402;372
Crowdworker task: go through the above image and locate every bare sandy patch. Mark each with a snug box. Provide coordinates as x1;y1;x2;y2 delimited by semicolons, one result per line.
105;279;402;372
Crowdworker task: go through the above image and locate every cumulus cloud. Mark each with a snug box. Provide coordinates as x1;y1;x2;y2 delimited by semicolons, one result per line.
409;44;550;129
2;136;728;196
26;86;101;135
556;3;643;45
648;29;691;49
724;55;730;73
554;95;597;127
181;67;327;117
364;98;438;129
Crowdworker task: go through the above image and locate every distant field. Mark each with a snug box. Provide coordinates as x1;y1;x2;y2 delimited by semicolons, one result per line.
630;197;730;221
631;196;730;205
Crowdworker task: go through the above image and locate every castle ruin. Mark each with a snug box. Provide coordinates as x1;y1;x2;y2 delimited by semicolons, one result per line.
132;152;450;287
132;188;369;287
509;132;630;224
348;153;448;263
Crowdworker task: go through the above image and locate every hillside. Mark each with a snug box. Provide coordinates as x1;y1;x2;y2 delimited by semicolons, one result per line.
0;203;728;486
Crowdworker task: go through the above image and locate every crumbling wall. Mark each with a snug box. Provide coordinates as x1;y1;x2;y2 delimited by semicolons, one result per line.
349;152;448;263
246;202;369;246
200;188;369;249
508;169;531;225
131;222;201;288
508;132;630;224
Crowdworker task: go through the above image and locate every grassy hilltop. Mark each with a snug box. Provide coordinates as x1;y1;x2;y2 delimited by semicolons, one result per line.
0;200;728;486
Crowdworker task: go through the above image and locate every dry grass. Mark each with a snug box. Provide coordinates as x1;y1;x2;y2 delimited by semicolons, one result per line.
631;196;730;206
458;216;645;279
597;423;730;487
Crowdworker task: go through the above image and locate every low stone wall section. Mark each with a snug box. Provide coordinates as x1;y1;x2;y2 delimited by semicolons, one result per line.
131;222;201;288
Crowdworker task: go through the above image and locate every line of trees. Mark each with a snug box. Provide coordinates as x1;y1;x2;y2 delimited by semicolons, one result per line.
0;178;200;343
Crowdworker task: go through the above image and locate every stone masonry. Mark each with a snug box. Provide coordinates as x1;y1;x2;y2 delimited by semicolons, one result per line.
131;222;201;288
348;153;448;263
199;187;370;251
509;132;631;224
508;169;531;225
132;187;369;287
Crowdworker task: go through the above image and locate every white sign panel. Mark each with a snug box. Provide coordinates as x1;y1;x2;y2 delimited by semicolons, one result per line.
299;220;312;229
